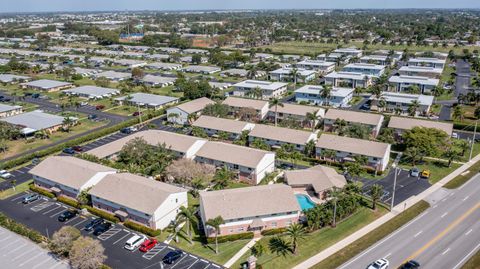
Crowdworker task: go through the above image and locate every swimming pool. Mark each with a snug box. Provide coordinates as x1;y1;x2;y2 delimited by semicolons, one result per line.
295;194;316;211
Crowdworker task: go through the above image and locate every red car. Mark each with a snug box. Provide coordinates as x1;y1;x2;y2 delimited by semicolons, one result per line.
139;238;158;252
132;111;143;116
95;105;105;110
72;146;83;152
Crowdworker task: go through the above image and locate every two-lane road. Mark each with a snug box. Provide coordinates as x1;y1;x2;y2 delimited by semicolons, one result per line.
338;175;480;269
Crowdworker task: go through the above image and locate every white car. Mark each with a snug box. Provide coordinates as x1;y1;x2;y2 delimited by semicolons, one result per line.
367;258;389;269
451;132;459;139
124;234;147;251
0;170;13;179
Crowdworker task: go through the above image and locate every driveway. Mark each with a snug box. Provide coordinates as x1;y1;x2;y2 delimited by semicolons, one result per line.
455;59;472;97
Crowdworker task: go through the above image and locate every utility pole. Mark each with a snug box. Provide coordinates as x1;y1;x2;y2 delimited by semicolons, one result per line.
390;166;398;211
137;104;142;125
469;120;477;161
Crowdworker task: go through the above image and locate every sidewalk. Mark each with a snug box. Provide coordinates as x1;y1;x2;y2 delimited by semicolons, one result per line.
224;237;261;268
292;153;480;269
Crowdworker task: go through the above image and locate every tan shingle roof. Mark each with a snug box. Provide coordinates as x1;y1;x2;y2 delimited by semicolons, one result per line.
249;124;315;145
195;141;273;168
325;109;383;126
87;130;206;158
200;184;300;221
174;97;215;114
89;173;186;215
388;116;453;135
222;97;268;111
268;103;322;117
192;116;251;134
316;134;390;158
284;165;347;193
29;156;116;190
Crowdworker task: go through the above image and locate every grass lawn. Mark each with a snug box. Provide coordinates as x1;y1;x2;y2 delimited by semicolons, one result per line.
444;159;480;189
311;200;430;269
456;142;480;163
0;180;33;200
232;206;388;269
227;181;252;189
430;104;442;115
103;105;138;116
348;96;363;106
150;85;184;98
461;105;480;124
398;158;461;184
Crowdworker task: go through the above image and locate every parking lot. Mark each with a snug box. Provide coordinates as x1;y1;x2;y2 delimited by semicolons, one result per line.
0;192;223;269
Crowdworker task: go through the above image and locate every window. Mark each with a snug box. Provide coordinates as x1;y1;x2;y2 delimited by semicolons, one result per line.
271;222;277;228
175;198;178;203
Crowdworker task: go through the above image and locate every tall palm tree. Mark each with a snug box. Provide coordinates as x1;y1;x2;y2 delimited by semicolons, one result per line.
177;206;197;245
206;216;225;254
269;98;284;127
370;184;383;211
305;111;319;132
408;100;420;116
212;166;234;190
289;68;299;89
62;117;74;132
246;66;258;79
168;220;182;243
443;148;460;167
268;237;291;257
377;97;386;112
286;223;306;255
327;187;343;227
250;86;263;100
452;105;465;122
321;84;332;106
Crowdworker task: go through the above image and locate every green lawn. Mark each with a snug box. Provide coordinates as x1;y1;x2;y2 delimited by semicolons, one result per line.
0;180;33;200
348;96;363;106
232;206;387;269
444;159;480;189
398;159;461;184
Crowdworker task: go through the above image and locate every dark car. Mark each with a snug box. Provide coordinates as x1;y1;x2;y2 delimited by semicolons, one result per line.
162;250;183;264
120;127;133;134
95;105;105;110
31;93;40;98
132;111;143;116
88;114;98;120
22;193;40;204
84;218;105;231
72;146;83;152
400;260;420;269
93;222;112;236
0;97;11;102
63;148;75;154
58;210;78;222
24;92;33;97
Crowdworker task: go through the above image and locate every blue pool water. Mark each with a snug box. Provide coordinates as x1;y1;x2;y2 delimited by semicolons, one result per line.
296;194;316;210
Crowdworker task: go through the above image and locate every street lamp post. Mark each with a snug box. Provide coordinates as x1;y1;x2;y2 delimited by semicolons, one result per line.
469;120;478;161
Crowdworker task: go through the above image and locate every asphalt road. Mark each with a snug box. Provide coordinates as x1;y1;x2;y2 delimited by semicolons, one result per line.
455;59;472;97
338;174;480;269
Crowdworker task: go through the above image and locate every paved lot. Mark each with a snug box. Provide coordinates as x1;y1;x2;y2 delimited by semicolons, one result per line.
455;60;472;97
0;192;223;269
0;226;69;269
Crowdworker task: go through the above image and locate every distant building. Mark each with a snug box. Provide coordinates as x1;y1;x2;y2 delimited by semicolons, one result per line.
399;66;443;79
166;97;215;125
183;65;221;74
232;80;288;99
222;97;269;121
296;60;336;74
21;79;73;92
63;86;119;99
325;71;372;88
268;67;316;83
1;110;75;135
407;57;446;69
295;85;354;107
388;75;439;94
0;103;22;118
371;92;434;116
139;75;176;87
388;116;453;138
248;124;317;152
342;63;385;77
115;93;178;110
0;74;30;84
333;47;363;58
323;109;384;137
92;71;131;82
192;115;255;140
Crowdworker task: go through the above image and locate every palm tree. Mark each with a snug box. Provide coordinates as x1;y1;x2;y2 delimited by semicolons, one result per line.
168;220;182;243
250;86;263;100
269;98;284;127
452;106;465;122
289;68;299;89
212;166;234;190
405;147;422;166
321;84;332;106
370;184;383;211
333;118;347;135
408;100;420;116
327;187;342;227
320;149;337;166
286;223;306;255
443;148;460;167
246;66;258;79
377;97;386;112
62;117;74;132
268;237;292;257
177;206;197;245
305;111;319;132
206;216;225;254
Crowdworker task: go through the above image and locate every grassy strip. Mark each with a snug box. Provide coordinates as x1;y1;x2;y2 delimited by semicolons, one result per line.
461;249;480;269
444;159;480;189
311;200;430;269
0;180;33;200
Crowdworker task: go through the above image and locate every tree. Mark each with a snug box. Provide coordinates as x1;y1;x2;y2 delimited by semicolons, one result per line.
131;67;145;79
69;236;106;269
95;76;110;88
321;84;332;106
202;103;230;118
50;226;81;256
212;167;235;190
286;223;306;255
404;146;423;166
377;128;395;144
249;86;263;100
403;127;449;159
304;140;316;158
443;147;460;167
455;139;470;156
238;107;257;122
269;98;284;127
192;54;202;65
206;216;225;254
345;124;370;139
305;111;319;132
251;243;265;258
246;66;258;79
165;159;215;186
408;100;420;116
177;206;197;245
268;237;292;257
452;105;465;122
290;68;299;88
343;162;365;181
62;117;75;132
168;219;182;243
333;118;347;135
320;149;337;166
370;184;383;211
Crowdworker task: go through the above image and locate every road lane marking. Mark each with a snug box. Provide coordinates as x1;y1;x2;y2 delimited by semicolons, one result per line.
441;212;448;218
433;204;438;208
463;196;469;202
452;242;480;269
384;252;392;259
413;231;423;238
465;229;473;236
441;248;450;255
402;202;480;265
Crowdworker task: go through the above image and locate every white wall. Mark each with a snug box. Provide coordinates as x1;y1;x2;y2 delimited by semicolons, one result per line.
167;107;189;125
152;192;188;230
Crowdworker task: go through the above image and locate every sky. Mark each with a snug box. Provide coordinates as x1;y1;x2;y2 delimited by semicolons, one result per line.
2;0;480;13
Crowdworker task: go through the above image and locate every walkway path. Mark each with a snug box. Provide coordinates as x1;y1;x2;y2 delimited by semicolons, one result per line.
292;153;480;269
224;237;261;268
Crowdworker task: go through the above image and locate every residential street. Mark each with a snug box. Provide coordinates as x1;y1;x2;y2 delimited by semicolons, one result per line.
455;59;472;97
337;174;480;269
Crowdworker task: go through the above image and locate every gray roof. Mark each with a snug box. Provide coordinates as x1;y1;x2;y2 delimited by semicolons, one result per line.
22;79;72;90
0;74;30;83
172;97;215;114
1;110;71;133
233;80;288;91
388;116;453;135
116;93;178;107
285;165;347;193
295;85;353;98
316;134;390;158
141;75;176;85
0;103;22;113
93;71;131;80
183;65;221;73
324;109;384;126
388;75;439;86
63;86;119;98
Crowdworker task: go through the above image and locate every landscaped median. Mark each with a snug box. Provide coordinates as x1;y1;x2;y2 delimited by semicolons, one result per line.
310;200;430;269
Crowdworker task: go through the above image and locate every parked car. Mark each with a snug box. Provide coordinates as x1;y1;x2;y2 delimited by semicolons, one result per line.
129;126;138;132
400;260;420;269
22;193;40;204
93;222;112;236
72;146;84;152
84;218;105;231
366;259;389;269
0;170;13;179
451;132;459;139
139;238;158;252
410;167;420;177
120;127;133;134
132;111;143;116
162;250;183;264
31;93;40;99
62;148;75;155
88;114;98;120
0;97;11;102
31;158;41;165
95;105;105;110
80;102;89;106
124;234;147;251
58;210;78;222
421;169;431;179
24;92;33;97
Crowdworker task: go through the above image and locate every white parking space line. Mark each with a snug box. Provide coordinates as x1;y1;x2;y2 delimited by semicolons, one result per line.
21;198;44;206
3;242;27;256
30;202;54;212
465;229;473;236
186;260;199;269
442;248;450;255
42;205;61;215
64;216;79;224
0;238;21;250
49;208;67;218
98;228;122;241
0;235;12;242
18;252;43;267
171;255;188;268
32;256;55;269
12;247;36;261
72;218;88;228
142;245;166;260
440;212;448;218
112;232;131;245
16;170;25;174
413;231;423;238
10;195;26;202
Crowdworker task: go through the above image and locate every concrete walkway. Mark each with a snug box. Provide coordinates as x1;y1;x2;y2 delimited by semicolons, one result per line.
292;153;480;269
224;237;261;268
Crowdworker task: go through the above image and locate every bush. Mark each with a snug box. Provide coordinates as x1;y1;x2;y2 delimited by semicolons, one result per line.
206;232;254;244
84;206;119;223
0;212;45;243
57;195;81;209
261;227;287;236
124;220;161;237
29;185;55;198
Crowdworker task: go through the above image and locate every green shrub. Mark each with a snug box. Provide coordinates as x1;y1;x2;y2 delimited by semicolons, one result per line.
206;232;254;244
0;212;46;243
57;196;81;208
84;206;119;223
261;227;287;236
124;220;161;237
29;185;55;198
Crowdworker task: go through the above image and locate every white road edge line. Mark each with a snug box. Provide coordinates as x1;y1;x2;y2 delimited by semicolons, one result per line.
465;229;473;236
452;242;480;269
413;231;423;238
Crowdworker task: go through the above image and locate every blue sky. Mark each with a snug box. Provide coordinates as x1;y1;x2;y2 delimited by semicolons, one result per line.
2;0;480;13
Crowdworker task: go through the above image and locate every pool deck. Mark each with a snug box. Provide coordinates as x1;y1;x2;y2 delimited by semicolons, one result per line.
294;190;325;204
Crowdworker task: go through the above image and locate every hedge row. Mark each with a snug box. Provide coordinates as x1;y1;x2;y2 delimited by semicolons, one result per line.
57;196;81;209
0;212;46;243
206;232;254;244
1;109;165;170
29;185;55;199
453;122;476;132
84;206;120;223
261;227;287;236
124;220;161;237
